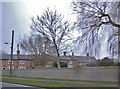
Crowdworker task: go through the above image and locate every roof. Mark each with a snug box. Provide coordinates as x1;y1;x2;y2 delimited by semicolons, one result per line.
0;54;96;63
60;56;96;63
0;54;56;60
1;54;32;60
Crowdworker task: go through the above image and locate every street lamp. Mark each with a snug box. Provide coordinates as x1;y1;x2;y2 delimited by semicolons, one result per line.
4;30;14;76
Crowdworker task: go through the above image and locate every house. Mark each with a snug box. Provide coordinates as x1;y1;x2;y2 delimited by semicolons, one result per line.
60;52;96;68
0;53;96;69
60;56;96;68
0;47;96;69
0;54;33;69
0;53;57;69
0;44;57;69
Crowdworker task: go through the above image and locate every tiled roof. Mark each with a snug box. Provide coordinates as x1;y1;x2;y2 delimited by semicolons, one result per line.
0;54;56;60
1;54;32;60
1;54;96;63
60;56;96;63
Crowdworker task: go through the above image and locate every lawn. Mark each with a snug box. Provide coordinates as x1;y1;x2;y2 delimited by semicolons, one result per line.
2;76;118;88
2;77;91;87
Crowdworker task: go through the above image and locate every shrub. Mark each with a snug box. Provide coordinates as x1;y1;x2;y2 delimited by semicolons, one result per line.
87;62;97;67
98;57;115;66
52;62;68;67
60;62;68;67
53;62;58;67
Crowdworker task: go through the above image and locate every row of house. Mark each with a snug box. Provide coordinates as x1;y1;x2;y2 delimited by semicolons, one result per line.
0;55;96;69
60;52;96;68
0;54;33;69
0;49;96;69
60;56;96;68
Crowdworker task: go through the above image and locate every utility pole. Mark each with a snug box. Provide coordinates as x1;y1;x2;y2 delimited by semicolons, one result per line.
117;2;120;64
10;30;14;76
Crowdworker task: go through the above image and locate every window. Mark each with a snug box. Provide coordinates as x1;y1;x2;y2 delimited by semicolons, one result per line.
19;60;25;64
8;60;13;64
7;66;14;69
18;66;26;69
69;61;73;64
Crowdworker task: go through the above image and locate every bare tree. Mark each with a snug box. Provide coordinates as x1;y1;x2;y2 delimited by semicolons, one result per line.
72;1;120;58
0;50;7;54
30;8;73;68
19;33;56;67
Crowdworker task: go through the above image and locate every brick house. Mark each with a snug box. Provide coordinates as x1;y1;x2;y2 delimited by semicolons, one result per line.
0;54;33;69
60;52;96;68
0;49;96;69
0;43;56;69
0;54;57;69
0;54;96;69
60;56;96;68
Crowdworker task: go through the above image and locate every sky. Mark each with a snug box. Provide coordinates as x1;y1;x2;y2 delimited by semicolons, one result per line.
1;0;77;54
1;0;110;59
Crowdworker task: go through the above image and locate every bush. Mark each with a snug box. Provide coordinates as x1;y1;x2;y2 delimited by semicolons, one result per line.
87;62;97;67
114;62;120;66
52;62;68;67
60;62;68;67
118;62;120;66
53;62;58;67
97;57;115;66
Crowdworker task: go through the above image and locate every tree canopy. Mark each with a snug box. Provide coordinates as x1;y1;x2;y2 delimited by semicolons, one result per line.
72;1;120;58
19;33;56;66
30;8;74;68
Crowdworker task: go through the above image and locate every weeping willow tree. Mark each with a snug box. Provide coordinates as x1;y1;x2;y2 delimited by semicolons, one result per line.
72;1;120;58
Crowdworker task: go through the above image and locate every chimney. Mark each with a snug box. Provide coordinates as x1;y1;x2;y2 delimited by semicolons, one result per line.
17;44;20;68
86;52;89;57
17;44;20;56
63;52;67;56
72;52;74;56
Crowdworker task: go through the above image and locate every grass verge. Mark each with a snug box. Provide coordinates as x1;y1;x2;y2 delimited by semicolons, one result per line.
3;75;117;84
2;77;95;87
2;76;118;87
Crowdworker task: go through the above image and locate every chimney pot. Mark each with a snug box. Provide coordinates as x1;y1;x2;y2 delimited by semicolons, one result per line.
72;52;74;56
63;52;67;56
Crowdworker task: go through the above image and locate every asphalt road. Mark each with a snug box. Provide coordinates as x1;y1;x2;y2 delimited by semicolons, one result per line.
1;82;46;89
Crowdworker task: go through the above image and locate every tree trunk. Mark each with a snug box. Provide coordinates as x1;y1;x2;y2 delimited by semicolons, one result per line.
57;59;60;68
53;38;61;68
57;50;61;68
118;2;120;63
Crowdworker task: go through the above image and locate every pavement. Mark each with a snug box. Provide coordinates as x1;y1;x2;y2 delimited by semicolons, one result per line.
1;82;46;89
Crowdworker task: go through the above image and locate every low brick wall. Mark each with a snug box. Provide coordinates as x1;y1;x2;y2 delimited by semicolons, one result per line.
2;67;118;82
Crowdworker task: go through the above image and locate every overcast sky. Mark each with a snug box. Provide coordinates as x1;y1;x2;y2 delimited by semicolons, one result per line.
1;0;77;54
1;0;110;59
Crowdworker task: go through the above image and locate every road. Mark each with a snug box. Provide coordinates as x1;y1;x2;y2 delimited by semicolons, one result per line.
1;82;46;89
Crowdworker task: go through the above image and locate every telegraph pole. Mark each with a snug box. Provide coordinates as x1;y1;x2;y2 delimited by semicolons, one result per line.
117;2;120;66
10;30;14;76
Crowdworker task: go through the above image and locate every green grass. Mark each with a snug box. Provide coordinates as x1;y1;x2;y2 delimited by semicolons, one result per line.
2;76;118;87
3;76;118;84
3;75;117;84
0;77;2;82
2;77;94;87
